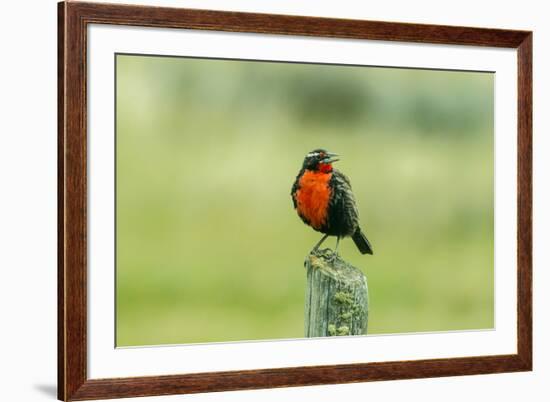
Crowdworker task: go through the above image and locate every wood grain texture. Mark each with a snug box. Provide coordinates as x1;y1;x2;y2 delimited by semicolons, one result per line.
69;1;529;48
305;250;368;337
59;1;88;400
57;3;65;400
70;355;529;401
516;33;533;370
58;1;533;400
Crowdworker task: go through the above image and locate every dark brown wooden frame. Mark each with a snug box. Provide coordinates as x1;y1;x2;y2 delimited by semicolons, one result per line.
58;1;532;400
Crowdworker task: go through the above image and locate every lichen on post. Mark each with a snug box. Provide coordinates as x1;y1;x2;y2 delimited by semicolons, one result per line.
304;249;369;337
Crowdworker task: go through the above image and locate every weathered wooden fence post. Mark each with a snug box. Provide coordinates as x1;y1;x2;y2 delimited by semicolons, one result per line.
305;249;368;337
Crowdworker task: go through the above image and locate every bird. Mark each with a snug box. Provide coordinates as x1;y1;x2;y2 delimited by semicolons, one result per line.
291;149;373;256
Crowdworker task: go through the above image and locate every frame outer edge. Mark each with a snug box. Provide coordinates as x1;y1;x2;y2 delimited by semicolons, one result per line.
60;1;89;400
57;1;66;400
73;1;528;47
58;1;534;400
516;33;533;370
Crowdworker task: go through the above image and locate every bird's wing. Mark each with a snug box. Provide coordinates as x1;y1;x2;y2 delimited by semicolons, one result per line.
336;169;353;189
329;169;360;231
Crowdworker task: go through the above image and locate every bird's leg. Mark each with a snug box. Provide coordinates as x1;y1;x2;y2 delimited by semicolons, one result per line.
326;236;340;262
312;234;329;253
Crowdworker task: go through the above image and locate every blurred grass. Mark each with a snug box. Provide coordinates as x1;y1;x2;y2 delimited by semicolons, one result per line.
116;55;494;346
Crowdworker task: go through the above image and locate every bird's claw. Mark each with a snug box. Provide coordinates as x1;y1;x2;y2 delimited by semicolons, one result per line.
326;250;340;263
308;247;340;264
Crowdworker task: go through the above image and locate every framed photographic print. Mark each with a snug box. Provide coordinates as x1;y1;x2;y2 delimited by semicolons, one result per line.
58;1;532;400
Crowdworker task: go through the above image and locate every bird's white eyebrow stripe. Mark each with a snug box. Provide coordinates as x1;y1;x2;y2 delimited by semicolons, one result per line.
307;152;320;157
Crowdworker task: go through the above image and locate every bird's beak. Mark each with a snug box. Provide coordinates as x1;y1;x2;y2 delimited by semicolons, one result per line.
322;152;340;164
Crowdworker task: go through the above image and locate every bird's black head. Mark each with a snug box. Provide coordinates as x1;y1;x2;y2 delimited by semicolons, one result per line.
302;149;339;172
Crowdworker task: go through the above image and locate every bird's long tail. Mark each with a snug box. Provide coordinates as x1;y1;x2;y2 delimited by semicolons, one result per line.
352;228;373;255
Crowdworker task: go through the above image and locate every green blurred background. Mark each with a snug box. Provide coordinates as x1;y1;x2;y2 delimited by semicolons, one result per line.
116;54;494;347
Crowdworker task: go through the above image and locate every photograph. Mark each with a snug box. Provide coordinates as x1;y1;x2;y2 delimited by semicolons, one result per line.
115;54;494;347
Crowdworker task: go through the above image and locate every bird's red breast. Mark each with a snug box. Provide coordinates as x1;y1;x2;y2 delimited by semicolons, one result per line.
295;170;332;230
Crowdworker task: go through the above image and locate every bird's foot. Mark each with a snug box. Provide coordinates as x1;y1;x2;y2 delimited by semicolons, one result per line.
311;247;339;262
310;247;330;257
326;250;340;263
